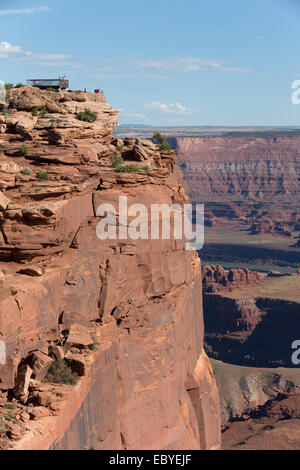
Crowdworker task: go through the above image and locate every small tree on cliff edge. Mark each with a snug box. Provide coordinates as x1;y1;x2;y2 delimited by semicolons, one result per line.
153;132;171;152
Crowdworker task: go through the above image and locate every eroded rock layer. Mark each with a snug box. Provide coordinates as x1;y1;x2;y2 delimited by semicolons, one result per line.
0;87;220;450
177;135;300;233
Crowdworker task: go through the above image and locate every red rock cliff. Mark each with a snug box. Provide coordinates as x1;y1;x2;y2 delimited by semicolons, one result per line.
177;135;300;231
0;87;220;450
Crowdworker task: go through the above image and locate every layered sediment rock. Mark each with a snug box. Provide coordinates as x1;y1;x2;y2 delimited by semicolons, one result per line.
204;293;300;367
0;87;220;450
177;135;300;233
202;265;264;293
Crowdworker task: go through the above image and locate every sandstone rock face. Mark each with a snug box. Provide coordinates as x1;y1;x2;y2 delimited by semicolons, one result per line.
202;265;264;293
177;135;300;232
204;294;300;367
212;359;300;425
0;86;220;450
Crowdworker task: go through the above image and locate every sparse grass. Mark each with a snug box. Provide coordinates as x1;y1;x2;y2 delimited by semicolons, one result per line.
4;83;13;104
3;403;16;410
4;411;15;422
21;167;33;175
36;171;49;181
114;164;149;173
47;359;78;385
39;105;48;117
77;108;97;123
110;154;124;168
19;145;29;156
153;132;171;152
88;341;99;351
32;106;48;117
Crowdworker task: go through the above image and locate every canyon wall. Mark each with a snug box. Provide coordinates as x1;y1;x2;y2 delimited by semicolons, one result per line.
203;293;300;367
177;135;300;231
0;87;220;450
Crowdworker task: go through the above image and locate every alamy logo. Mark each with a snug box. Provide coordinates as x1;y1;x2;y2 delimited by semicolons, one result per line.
0;80;5;105
96;196;204;251
291;340;300;365
291;80;300;104
0;340;6;365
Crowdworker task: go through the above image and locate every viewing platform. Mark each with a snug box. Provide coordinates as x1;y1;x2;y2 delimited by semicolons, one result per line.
26;78;69;90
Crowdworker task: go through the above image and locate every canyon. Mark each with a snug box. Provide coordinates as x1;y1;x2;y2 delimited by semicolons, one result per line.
177;135;300;258
175;133;300;449
0;86;221;450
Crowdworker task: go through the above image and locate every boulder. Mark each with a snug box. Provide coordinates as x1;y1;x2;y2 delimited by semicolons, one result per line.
60;311;89;329
0;160;22;190
14;364;32;402
65;351;85;376
6;423;23;440
65;323;93;348
15;115;38;134
0;191;10;211
17;265;45;277
10;88;46;111
48;345;64;360
30;351;54;380
0;363;15;390
37;391;53;407
29;406;52;420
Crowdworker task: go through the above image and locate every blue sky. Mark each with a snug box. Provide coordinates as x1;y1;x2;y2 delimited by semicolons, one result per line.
0;0;300;126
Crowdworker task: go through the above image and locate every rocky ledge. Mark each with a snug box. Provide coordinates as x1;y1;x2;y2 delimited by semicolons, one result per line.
0;87;220;450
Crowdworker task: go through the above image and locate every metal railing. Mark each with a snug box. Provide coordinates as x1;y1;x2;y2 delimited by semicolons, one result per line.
26;79;69;89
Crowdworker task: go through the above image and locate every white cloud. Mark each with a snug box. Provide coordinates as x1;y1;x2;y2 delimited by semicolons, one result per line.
118;103;202;125
0;41;31;59
144;101;189;114
0;41;70;65
90;56;250;75
118;107;147;121
0;7;51;16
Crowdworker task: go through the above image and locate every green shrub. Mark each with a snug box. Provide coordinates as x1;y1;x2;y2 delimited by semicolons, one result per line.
32;106;48;117
21;167;33;175
47;359;78;385
4;411;15;421
39;105;48;117
77;108;98;123
4;83;13;103
15;83;24;88
36;171;49;181
4;403;16;410
1;269;6;275
88;341;99;351
114;164;149;173
46;87;55;92
19;145;29;155
153;132;171;152
110;154;124;168
0;147;4;155
140;165;150;172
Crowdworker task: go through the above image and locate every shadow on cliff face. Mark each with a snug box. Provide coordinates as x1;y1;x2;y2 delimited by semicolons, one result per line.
204;295;300;368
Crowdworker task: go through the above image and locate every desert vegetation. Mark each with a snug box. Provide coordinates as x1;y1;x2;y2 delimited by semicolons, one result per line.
77;108;98;123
